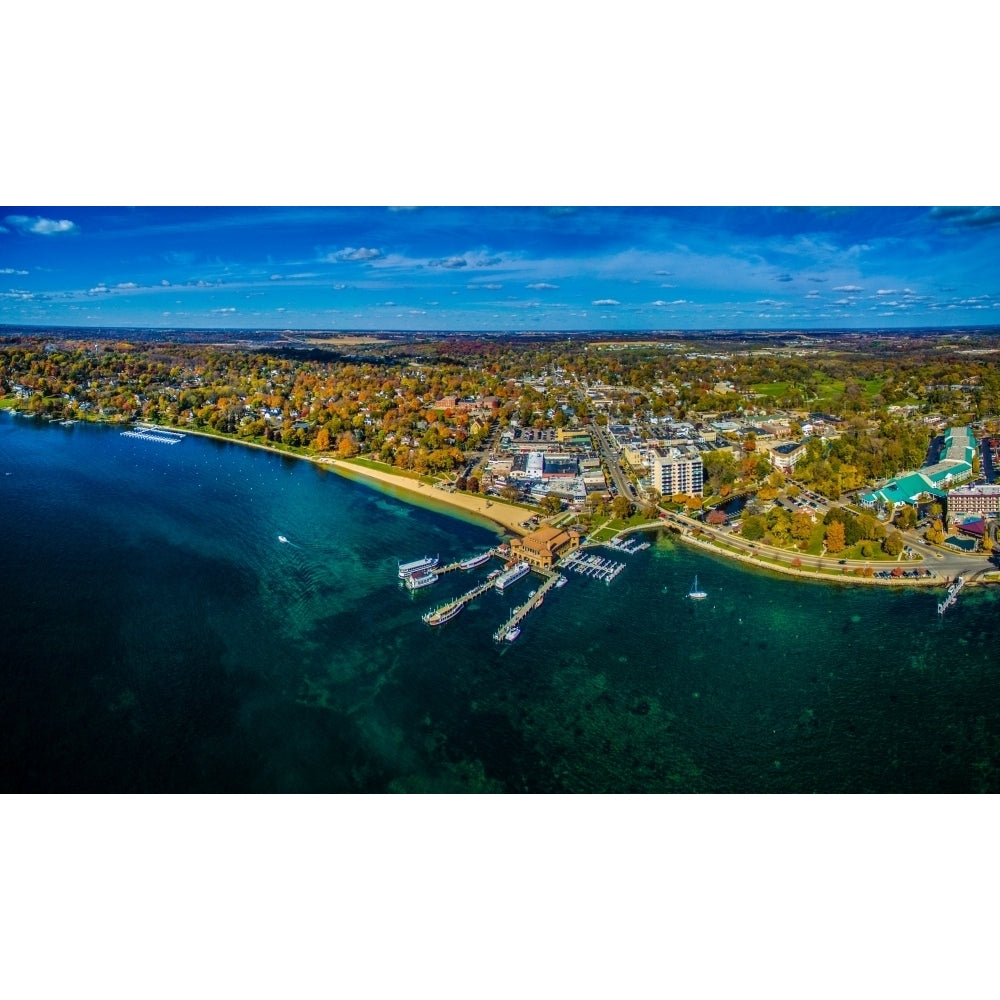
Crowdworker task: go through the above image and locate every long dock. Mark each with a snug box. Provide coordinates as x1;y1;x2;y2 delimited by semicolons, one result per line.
492;571;561;642
422;577;496;625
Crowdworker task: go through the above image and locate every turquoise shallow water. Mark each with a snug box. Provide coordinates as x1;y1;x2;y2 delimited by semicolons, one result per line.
2;412;999;792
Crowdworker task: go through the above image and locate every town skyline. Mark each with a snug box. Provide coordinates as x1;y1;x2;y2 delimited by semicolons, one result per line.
2;206;999;333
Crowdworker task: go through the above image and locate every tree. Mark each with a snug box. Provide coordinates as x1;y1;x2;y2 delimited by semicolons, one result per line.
313;427;331;451
883;531;905;557
540;494;563;515
791;510;814;541
337;431;359;458
612;496;633;520
825;520;846;553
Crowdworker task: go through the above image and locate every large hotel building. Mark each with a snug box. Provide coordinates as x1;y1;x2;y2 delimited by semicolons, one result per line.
646;445;704;497
946;483;1000;520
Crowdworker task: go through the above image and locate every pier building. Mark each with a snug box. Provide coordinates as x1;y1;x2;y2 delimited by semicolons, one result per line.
509;525;580;570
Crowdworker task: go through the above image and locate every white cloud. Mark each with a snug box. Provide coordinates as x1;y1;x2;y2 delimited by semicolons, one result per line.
270;274;283;280
88;284;109;294
211;307;236;313
0;267;29;275
115;282;138;289
592;298;620;306
469;283;502;291
834;284;863;292
652;299;687;306
876;288;898;296
527;282;558;290
322;246;383;263
4;214;78;236
333;283;347;290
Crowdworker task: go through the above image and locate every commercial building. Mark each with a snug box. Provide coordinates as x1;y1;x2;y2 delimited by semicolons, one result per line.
862;425;977;509
646;444;703;497
767;439;810;474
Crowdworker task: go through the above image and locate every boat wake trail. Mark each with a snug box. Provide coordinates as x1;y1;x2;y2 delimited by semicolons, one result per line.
278;534;302;548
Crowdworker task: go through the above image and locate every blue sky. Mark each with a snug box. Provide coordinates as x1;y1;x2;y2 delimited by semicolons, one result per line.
2;206;999;332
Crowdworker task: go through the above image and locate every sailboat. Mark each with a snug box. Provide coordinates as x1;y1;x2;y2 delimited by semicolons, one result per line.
687;575;707;600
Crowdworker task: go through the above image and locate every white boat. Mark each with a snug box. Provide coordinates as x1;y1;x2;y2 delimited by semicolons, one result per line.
495;561;530;592
687;575;707;600
459;551;492;570
423;602;464;626
406;569;438;590
278;535;289;543
398;555;439;579
555;575;568;588
505;627;521;642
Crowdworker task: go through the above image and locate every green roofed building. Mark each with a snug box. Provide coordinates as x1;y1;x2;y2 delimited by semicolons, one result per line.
861;425;976;509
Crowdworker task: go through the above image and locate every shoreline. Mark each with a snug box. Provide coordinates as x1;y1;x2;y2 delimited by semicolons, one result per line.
149;423;532;536
20;413;997;586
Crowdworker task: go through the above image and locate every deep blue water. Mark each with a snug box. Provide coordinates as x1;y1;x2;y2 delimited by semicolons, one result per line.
2;412;999;792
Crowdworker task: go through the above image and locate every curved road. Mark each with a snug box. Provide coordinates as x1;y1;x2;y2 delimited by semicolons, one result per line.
657;508;997;583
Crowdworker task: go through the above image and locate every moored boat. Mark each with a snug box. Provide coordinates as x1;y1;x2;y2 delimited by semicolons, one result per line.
687;575;707;600
459;551;492;570
406;569;438;590
398;555;439;579
495;561;530;592
505;626;521;642
423;602;464;626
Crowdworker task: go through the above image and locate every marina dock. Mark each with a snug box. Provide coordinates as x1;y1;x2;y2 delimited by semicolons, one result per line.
560;550;626;583
492;571;561;642
121;424;186;445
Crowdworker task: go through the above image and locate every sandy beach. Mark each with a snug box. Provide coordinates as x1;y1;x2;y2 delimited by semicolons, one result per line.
324;458;530;535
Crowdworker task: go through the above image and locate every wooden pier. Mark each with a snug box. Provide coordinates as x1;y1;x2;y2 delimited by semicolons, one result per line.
422;577;496;625
492;571;561;642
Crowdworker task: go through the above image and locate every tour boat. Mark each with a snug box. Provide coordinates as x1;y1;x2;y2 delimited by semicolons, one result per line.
423;602;464;626
405;569;439;590
495;561;530;592
398;555;439;579
459;551;492;570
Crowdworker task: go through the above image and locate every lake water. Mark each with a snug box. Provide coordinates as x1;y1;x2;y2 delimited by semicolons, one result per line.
2;412;999;792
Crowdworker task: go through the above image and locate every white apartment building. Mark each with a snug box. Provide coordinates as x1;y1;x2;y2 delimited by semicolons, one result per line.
647;445;704;496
